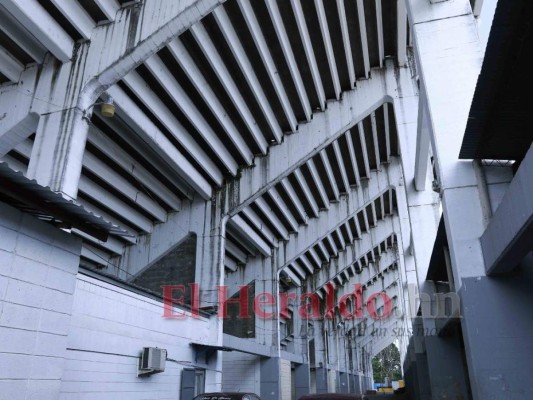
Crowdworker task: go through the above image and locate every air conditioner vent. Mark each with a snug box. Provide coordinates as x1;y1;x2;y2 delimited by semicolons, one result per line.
138;347;167;377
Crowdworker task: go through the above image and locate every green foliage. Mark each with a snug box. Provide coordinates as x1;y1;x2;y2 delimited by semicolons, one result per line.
372;343;402;384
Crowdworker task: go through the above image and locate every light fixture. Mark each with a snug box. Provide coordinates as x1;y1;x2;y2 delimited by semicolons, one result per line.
100;96;115;118
83;93;115;121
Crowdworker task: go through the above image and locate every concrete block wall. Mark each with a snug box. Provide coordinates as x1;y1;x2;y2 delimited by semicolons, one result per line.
0;202;82;400
60;274;218;399
280;358;292;400
221;351;260;394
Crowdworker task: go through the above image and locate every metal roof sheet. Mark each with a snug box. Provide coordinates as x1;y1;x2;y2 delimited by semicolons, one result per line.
460;0;533;160
0;162;130;241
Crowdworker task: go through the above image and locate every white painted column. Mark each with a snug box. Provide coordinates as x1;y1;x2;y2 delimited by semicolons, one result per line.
26;49;91;199
404;1;526;399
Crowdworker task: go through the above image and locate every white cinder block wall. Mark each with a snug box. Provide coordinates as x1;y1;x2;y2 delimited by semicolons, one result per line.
60;274;218;400
280;359;292;400
0;202;82;400
0;202;222;400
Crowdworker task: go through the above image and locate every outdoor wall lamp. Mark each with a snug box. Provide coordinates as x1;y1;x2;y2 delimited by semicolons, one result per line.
94;94;115;118
84;93;115;120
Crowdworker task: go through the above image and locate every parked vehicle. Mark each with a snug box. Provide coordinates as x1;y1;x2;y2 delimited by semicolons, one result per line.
297;394;363;400
193;393;261;400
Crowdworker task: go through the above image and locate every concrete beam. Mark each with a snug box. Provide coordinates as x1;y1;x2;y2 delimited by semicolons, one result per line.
337;0;356;88
356;0;371;78
212;6;283;143
320;242;398;297
332;141;350;193
264;0;312;121
229;215;271;257
188;24;267;156
230;70;390;215
481;145;533;274
294;169;319;219
93;0;120;21
320;149;340;202
5;1;224;201
144;55;238;176
0;5;47;63
307;158;330;210
314;0;341;99
0;45;24;83
78;177;154;234
405;1;495;398
268;187;299;233
49;0;94;40
255;197;289;241
285;219;395;288
397;0;408;67
238;0;298;132
414;84;431;191
87;125;184;209
82;151;167;222
122;70;222;186
472;0;484;17
240;207;278;248
107;85;213;199
4;144;154;233
290;0;326;110
223;334;274;358
345;130;362;184
1;0;73;62
225;239;248;264
0;112;39;157
167;39;253;166
376;0;385;67
357;122;371;178
280;178;308;225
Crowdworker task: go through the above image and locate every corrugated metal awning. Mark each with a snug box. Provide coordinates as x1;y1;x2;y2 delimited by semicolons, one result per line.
0;162;130;241
460;0;533;161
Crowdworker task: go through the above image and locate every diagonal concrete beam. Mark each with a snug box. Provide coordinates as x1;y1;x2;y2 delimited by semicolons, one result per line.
309;220;397;290
25;0;226;199
229;72;390;215
0;112;39;157
481;145;533;275
280;164;397;266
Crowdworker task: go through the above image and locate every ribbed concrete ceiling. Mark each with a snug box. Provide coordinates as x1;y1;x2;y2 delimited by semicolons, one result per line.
0;0;408;288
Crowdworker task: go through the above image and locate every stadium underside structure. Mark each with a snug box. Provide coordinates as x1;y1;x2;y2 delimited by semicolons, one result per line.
1;0;532;399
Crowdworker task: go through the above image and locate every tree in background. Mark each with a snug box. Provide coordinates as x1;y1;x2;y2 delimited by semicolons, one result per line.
372;343;402;384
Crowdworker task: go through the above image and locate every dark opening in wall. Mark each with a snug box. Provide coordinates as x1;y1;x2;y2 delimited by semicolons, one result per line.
131;232;197;305
223;281;256;338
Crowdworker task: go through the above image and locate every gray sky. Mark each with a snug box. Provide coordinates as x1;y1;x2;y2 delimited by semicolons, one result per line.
478;0;499;53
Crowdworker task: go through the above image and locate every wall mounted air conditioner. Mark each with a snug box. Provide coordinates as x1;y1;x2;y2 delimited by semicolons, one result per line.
138;347;167;377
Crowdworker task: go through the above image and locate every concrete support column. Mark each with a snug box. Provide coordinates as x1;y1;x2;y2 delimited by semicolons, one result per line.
419;281;470;399
312;319;326;370
292;286;308;357
385;61;440;290
260;357;281;400
26;50;91;199
414;351;431;400
327;322;339;367
403;344;419;400
315;367;328;394
348;333;362;394
255;248;279;348
27;107;88;198
338;371;349;394
294;364;311;399
407;1;533;398
425;334;470;399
